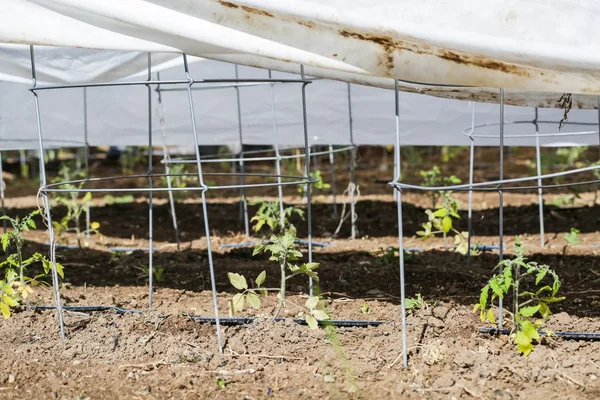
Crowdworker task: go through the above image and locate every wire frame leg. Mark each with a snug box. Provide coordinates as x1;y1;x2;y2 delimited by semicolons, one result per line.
146;54;155;308
83;87;91;245
300;66;314;296
497;89;505;329
347;83;357;240
184;54;223;353
234;66;250;237
393;79;408;368
467;137;474;261
328;145;338;218
156;73;181;252
268;70;285;228
0;152;6;234
533;108;545;247
30;45;66;339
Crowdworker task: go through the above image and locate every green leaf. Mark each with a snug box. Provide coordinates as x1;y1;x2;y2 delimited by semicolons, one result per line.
2;295;17;307
0;302;10;319
539;296;565;304
255;271;266;286
479;285;489;321
433;208;448;218
3;285;14;296
441;216;452;233
538;302;551;319
305;313;318;329
535;269;548;285
303;262;319;270
487;308;496;324
232;293;245;314
519;305;541;317
305;296;320;310
55;262;64;279
227;273;248;291
521;320;540;342
517;342;534;357
312;310;329;321
82;192;92;203
246;291;261;309
1;234;9;252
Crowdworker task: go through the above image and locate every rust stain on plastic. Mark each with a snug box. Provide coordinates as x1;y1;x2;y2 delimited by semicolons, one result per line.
438;50;530;77
297;19;315;28
218;0;239;8
217;1;274;17
339;28;534;78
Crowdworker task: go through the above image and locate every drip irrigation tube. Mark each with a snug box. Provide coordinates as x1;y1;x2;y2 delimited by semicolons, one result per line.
480;328;600;341
34;305;142;314
187;316;388;327
32;305;389;327
220;239;332;249
391;245;502;253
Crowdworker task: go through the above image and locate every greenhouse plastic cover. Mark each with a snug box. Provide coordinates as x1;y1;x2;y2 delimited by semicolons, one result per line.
0;1;599;150
1;0;600;107
0;47;598;151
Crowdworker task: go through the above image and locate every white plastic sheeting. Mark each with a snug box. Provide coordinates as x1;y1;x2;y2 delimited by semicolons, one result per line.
1;0;600;107
1;51;597;151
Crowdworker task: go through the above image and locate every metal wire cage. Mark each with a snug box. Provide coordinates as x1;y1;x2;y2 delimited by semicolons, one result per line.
28;47;342;354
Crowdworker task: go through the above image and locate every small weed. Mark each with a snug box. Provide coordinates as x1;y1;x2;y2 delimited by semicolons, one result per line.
564;228;580;246
405;293;436;311
360;301;370;314
104;195;134;205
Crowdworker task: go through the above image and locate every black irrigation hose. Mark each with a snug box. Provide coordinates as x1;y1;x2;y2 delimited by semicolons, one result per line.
480;328;600;341
34;305;142;314
187;316;388;327
32;306;389;327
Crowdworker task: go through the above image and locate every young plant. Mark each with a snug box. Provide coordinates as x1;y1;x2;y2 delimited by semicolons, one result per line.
0;210;64;318
420;166;461;208
119;146;146;175
377;247;415;265
228;228;328;328
405;293;436;311
416;191;469;255
549;193;579;208
104;195;134;205
160;164;194;200
298;170;331;197
475;237;564;356
564;228;580;246
249;199;304;236
228;271;267;314
136;266;166;283
51;162;100;247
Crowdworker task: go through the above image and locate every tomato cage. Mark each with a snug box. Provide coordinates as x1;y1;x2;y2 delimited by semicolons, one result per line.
388;80;600;368
28;47;335;353
154;70;358;248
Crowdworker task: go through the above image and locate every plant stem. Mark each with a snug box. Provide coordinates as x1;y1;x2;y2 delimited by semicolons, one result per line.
273;257;287;319
514;264;519;332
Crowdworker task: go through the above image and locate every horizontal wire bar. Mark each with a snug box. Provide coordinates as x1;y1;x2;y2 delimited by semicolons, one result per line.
31;78;312;91
163;145;355;164
389;164;600;190
390;178;600;192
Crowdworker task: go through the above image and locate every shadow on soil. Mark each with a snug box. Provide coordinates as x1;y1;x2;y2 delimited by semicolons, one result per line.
10;200;600;242
21;240;600;319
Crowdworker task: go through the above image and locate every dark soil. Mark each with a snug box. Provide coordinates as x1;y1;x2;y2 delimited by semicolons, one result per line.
1;147;600;399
